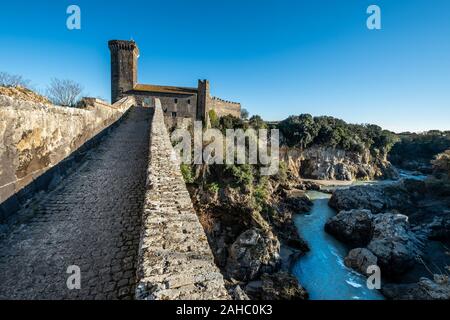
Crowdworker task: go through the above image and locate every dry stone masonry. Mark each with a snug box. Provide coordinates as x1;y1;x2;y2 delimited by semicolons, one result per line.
135;99;229;300
0;94;134;206
0;92;229;300
0;106;151;299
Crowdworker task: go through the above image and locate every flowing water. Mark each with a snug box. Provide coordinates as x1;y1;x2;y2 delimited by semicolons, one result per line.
291;171;427;299
291;190;385;300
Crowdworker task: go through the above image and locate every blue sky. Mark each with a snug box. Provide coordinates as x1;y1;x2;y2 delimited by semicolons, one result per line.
0;0;449;132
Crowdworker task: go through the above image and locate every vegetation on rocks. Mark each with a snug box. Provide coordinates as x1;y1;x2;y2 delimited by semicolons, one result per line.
389;131;450;173
278;114;399;156
181;114;312;299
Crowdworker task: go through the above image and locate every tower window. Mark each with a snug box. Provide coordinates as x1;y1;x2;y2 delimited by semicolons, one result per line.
172;112;177;117
188;99;191;104
174;98;178;104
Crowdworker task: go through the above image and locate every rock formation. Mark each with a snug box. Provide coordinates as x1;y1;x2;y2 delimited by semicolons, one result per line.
280;146;398;181
326;209;422;276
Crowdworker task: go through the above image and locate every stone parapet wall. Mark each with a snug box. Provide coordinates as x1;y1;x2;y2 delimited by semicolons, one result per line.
0;95;135;204
135;99;229;300
210;96;241;118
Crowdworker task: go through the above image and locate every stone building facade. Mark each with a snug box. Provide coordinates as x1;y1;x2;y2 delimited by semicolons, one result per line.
108;40;241;122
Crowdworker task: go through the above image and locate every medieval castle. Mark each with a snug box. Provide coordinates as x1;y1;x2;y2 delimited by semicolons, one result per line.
108;40;241;121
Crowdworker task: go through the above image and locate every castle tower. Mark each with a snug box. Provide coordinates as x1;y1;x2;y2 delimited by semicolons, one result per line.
197;79;210;121
108;40;140;103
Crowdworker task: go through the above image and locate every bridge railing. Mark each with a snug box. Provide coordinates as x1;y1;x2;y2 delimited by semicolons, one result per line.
0;95;135;222
135;98;229;300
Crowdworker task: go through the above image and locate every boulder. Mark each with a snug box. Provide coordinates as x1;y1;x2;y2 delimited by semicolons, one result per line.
324;209;374;247
281;189;313;213
245;272;308;300
326;209;421;276
229;285;250;300
367;214;420;275
225;228;281;281
329;181;413;214
329;185;386;213
344;248;378;276
428;217;450;240
382;275;450;300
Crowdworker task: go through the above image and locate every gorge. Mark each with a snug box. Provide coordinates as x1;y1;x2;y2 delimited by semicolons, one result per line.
184;113;450;300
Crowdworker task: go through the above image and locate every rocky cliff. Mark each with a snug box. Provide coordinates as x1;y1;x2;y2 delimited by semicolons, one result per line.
280;146;398;181
187;170;312;300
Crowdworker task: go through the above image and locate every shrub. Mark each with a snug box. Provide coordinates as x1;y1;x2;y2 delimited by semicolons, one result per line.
275;161;289;184
209;109;220;128
254;177;270;210
206;182;220;193
432;150;450;178
278;113;398;155
227;164;254;187
180;164;195;184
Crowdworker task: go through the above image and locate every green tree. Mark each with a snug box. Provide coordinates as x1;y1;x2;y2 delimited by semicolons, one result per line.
241;108;249;120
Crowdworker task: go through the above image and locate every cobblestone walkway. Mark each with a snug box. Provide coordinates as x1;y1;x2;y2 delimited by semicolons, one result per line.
0;107;151;300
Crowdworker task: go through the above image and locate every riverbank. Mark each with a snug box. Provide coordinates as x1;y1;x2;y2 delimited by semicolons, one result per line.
324;177;450;299
291;190;385;300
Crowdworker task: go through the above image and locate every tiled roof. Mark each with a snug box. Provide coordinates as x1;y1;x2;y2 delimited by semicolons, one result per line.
133;84;198;95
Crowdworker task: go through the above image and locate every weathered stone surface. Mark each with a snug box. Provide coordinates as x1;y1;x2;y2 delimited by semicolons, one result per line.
344;248;378;276
280;146;398;181
325;209;374;247
245;272;308;300
0;106;150;299
382;275;450;300
0;86;50;104
326;209;422;276
367;214;421;275
135;99;229;300
228;285;250;300
427;216;450;240
225;228;280;282
279;189;313;214
0;94;133;203
329;181;414;213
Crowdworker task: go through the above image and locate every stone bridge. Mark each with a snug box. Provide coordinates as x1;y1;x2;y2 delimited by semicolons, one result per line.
0;96;228;300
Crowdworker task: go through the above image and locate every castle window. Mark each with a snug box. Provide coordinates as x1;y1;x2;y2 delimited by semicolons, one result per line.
172;112;177;117
188;99;191;104
174;98;178;104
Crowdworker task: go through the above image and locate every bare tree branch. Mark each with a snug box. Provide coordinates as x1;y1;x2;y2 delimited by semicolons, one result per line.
0;72;30;88
46;79;83;107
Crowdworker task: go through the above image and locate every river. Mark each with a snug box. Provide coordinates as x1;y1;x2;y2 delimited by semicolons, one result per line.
291;190;385;300
291;171;427;300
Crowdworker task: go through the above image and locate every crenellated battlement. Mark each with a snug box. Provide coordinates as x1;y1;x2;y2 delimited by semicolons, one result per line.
211;96;241;106
108;40;140;55
109;40;241;121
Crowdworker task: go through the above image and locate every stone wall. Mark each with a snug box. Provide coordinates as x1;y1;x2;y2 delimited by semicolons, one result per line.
132;92;198;119
135;99;229;300
0;95;135;205
210;96;241;118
